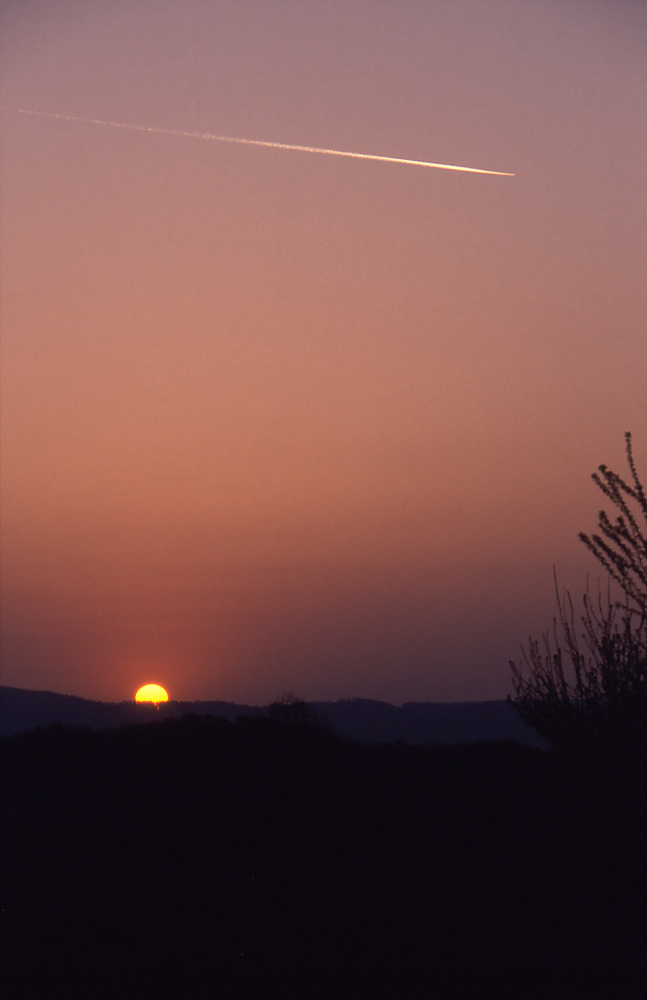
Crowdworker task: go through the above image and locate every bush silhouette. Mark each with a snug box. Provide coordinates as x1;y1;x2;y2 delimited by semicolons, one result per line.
510;432;647;752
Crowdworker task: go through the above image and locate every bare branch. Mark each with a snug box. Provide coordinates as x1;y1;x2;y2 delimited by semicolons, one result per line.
510;434;647;752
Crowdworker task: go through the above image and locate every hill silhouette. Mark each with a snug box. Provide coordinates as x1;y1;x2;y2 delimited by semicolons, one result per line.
0;686;543;744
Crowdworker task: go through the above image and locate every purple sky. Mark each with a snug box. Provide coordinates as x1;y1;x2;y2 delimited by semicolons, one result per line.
1;0;646;703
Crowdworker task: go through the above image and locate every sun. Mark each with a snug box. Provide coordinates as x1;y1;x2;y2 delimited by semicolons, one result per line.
135;683;169;705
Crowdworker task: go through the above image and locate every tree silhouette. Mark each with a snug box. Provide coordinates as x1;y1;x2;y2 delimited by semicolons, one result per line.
510;433;647;752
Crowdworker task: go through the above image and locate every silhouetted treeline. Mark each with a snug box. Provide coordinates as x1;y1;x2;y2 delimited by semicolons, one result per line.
1;685;543;744
3;713;647;998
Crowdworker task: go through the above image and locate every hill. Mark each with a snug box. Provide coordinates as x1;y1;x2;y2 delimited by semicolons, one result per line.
0;685;543;745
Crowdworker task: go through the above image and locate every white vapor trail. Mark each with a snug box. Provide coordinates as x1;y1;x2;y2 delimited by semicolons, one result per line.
15;108;515;176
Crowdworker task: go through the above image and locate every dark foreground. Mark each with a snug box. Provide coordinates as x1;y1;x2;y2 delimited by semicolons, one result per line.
3;714;647;999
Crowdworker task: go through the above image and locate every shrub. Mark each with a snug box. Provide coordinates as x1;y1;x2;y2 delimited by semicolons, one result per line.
510;433;647;753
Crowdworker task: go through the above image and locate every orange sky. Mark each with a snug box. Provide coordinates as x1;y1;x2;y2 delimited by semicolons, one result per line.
2;0;646;704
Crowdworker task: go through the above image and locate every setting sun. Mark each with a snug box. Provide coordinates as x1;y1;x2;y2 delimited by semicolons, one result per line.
135;684;169;705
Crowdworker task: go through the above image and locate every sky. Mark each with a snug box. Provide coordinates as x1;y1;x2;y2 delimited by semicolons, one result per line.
1;0;646;705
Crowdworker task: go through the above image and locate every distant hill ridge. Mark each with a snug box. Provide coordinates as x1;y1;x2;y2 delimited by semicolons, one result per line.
0;686;544;745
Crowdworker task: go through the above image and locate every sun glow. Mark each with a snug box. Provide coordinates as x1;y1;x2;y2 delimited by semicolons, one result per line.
135;683;169;705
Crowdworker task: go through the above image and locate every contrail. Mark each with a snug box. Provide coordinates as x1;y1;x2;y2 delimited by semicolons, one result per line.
15;108;515;176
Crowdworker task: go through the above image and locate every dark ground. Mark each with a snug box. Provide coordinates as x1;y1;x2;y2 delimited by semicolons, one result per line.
3;712;647;999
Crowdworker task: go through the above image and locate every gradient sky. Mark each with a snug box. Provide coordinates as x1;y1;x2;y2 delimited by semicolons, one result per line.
2;0;646;705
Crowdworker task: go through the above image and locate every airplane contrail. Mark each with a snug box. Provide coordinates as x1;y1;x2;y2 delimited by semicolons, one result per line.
15;108;515;176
